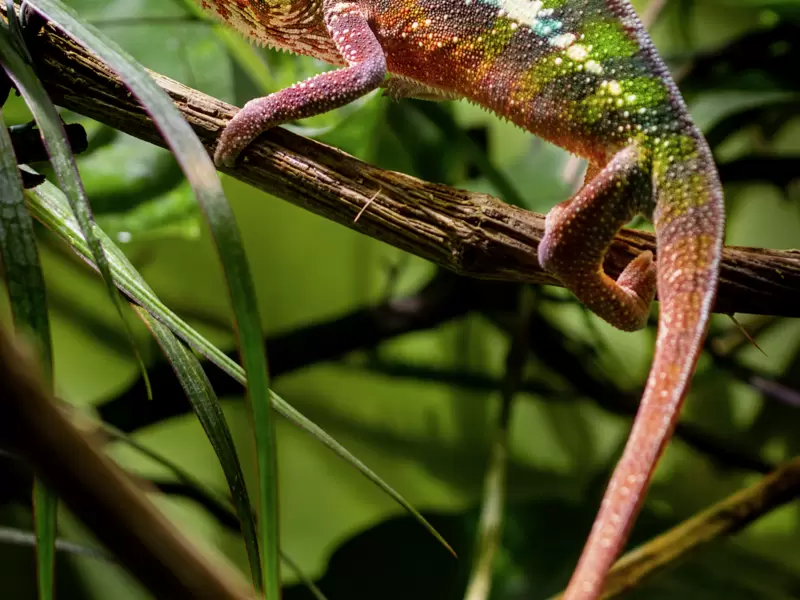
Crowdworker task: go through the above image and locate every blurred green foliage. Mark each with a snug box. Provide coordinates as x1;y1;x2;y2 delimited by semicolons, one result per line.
1;0;799;598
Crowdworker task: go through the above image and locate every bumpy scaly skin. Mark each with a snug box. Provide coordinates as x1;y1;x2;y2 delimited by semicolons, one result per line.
198;1;725;598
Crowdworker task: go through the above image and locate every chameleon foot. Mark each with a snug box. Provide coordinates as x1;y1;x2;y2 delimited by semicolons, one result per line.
538;145;654;332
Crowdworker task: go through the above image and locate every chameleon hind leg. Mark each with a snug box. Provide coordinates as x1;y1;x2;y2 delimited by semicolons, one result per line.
538;146;657;332
213;0;387;166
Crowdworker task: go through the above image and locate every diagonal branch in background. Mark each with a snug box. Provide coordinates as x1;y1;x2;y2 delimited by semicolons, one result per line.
97;271;500;432
485;310;775;475
18;15;800;319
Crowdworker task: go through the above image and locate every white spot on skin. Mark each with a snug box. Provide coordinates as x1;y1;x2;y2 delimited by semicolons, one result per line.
551;33;576;49
586;60;603;75
566;43;589;61
501;0;544;27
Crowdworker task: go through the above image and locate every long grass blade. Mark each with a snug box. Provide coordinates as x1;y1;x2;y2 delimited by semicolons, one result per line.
32;482;57;599
463;288;534;600
0;93;55;600
134;306;262;591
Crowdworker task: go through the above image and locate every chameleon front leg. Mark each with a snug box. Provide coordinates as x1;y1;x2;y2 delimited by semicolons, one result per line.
538;146;657;332
213;0;387;167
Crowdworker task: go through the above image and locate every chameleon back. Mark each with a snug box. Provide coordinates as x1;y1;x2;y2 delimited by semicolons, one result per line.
201;0;709;175
365;0;698;170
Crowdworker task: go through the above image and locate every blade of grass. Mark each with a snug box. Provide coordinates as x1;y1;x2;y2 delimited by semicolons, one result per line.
0;80;50;376
280;553;328;600
26;176;453;556
133;306;262;591
25;1;279;590
32;482;57;599
0;96;55;600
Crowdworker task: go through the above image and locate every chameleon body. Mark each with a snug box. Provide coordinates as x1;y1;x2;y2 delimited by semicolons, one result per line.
197;0;725;597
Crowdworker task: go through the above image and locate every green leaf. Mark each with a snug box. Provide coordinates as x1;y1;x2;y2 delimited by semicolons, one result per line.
0;82;55;600
33;481;57;600
133;306;263;591
26;176;453;556
0;97;50;378
26;0;279;591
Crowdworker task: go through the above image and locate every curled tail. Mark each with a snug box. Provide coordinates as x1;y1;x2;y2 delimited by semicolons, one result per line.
562;149;725;600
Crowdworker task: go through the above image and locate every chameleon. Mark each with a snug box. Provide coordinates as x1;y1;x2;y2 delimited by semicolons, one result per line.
196;0;725;598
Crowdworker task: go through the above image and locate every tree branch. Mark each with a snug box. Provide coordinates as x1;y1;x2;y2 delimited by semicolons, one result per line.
20;15;800;319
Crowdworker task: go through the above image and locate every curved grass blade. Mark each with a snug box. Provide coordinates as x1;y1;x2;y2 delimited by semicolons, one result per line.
281;553;328;600
25;1;280;590
134;306;262;591
0;96;55;600
27;177;454;556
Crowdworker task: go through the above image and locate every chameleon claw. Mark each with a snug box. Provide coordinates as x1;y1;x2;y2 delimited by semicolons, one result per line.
616;250;657;328
212;139;240;169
